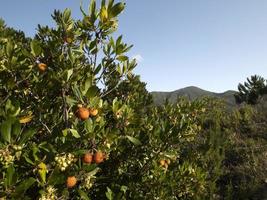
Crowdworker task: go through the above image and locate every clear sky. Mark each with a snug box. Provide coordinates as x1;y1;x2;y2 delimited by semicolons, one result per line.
1;0;267;92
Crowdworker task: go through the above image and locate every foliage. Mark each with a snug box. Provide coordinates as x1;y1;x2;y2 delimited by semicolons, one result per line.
221;103;267;199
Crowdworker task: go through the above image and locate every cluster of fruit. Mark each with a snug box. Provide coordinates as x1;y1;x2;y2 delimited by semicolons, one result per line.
76;105;98;121
66;151;106;189
83;151;106;165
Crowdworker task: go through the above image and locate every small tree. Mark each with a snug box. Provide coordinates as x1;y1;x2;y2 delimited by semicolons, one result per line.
0;1;140;199
235;75;267;105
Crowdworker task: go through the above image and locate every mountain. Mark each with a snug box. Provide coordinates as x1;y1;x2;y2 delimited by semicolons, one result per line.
151;86;237;106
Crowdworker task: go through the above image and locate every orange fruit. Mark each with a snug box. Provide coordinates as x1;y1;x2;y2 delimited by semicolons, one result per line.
83;153;93;164
90;108;98;117
76;107;90;120
38;63;47;72
94;151;104;164
66;176;77;188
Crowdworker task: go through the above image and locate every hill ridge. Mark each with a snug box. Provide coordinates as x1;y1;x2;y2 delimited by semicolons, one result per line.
151;86;237;106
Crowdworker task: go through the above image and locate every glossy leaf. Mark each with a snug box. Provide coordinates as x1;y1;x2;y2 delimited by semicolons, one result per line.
13;178;36;197
109;2;125;18
0;120;12;143
126;136;142;146
30;40;41;57
19;129;36;145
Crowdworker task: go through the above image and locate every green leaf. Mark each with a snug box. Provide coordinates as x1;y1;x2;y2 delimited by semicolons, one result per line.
80;1;87;16
9;101;20;117
5;165;15;187
94;64;102;75
120;185;128;193
112;97;119;112
101;0;106;7
78;189;90;200
13;177;36;197
5;99;12;112
62;129;68;137
23;155;35;165
72;84;84;103
69;129;80;138
48;168;65;185
116;65;122;75
122;63;127;74
116;35;123;47
109;2;125;18
66;96;77;106
126;136;142;146
124;44;133;53
1;120;12;143
87;167;100;176
38;169;46;183
86;86;99;98
21;49;32;58
63;8;71;23
100;6;108;22
108;0;115;10
66;69;73;81
85;118;94;134
89;0;96;20
30;40;42;57
12;120;21;137
19;129;36;145
105;187;113;200
82;77;92;95
6;41;14;58
117;55;128;62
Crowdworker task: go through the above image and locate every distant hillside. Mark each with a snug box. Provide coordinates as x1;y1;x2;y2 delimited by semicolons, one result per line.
151;86;237;106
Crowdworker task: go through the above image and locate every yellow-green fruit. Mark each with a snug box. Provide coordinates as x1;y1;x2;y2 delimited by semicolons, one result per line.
90;108;98;117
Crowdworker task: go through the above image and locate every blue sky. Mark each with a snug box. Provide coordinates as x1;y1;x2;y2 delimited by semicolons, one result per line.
1;0;267;92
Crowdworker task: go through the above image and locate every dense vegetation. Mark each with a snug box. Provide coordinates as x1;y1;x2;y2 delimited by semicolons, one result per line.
0;1;266;199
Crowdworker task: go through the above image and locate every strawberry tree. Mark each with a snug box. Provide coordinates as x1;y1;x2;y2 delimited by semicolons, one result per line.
0;1;223;200
0;0;139;199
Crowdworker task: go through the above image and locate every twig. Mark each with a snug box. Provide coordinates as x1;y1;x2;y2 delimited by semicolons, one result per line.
40;120;52;134
61;88;69;129
100;81;121;98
